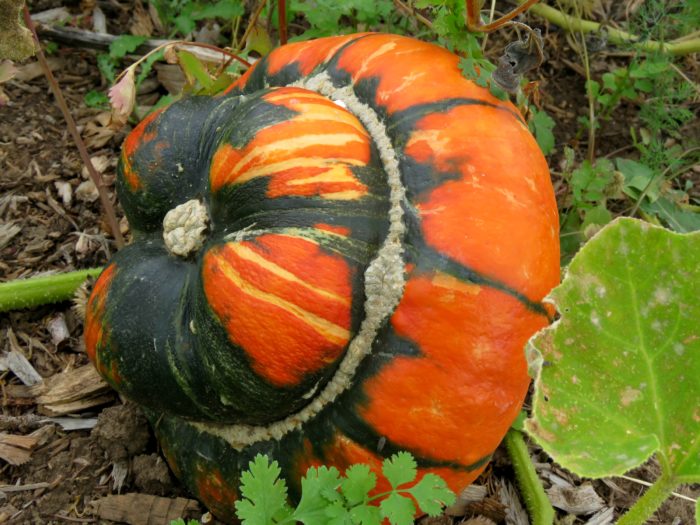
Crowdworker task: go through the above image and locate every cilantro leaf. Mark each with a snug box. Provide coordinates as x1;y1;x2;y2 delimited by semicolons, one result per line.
292;466;341;524
406;474;456;516
234;454;292;525
350;504;381;525
379;493;415;525
382;452;416;488
324;501;353;525
340;464;376;506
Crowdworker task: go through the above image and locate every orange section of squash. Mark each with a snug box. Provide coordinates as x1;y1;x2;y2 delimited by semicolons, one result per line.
266;34;370;77
359;272;546;467
120;108;163;191
210;88;370;200
405;104;559;302
314;223;351;236
193;463;238;522
84;264;122;386
334;34;508;114
202;234;354;387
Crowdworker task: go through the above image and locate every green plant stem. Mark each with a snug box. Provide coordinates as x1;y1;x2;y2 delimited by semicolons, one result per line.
523;2;700;55
0;268;103;313
505;429;554;525
617;475;678;525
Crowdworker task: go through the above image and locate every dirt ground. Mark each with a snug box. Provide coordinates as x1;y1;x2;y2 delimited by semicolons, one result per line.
1;2;698;524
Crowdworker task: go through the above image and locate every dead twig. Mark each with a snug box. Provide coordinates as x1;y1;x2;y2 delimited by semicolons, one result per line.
236;0;268;54
392;0;434;29
22;7;124;249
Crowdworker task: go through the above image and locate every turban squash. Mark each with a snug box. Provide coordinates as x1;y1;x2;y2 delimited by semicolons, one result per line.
85;33;559;522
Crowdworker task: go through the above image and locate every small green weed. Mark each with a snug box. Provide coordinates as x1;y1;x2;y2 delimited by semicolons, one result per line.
234;451;455;525
150;0;244;37
528;107;556;156
83;89;110;109
168;452;454;525
97;35;149;84
558;0;700;259
287;0;399;39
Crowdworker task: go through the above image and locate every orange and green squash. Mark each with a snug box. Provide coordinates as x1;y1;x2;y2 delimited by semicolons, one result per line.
85;33;560;522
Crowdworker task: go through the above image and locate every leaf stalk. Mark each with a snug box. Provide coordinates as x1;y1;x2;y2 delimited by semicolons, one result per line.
505;429;555;525
617;475;678;525
0;268;103;313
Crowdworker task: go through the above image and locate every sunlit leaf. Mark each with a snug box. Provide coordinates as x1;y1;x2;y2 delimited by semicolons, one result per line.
382;452;416;488
527;218;700;484
234;454;293;525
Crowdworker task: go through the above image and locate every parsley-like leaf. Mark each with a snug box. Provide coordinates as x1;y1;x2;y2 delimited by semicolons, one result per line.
407;473;456;516
234;454;292;525
340;464;376;506
324;501;353;525
382;452;416;488
292;466;341;524
350;503;381;525
379;493;415;525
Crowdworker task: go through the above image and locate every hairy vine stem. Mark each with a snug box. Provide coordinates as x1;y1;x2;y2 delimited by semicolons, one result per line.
505;429;555;525
0;268;103;313
617;475;678;525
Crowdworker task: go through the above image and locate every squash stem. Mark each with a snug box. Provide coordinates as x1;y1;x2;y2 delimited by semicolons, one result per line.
617;475;677;525
0;268;104;312
505;428;555;525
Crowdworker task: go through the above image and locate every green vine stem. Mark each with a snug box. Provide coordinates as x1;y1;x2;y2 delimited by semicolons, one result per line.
617;475;679;525
0;268;103;313
522;1;700;55
504;428;555;525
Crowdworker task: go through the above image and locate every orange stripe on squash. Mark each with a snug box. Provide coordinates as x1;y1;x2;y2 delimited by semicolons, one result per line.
359;272;545;466
193;464;238;523
314;223;351;236
120;109;163;191
202;234;354;387
406;104;559;302
220;242;352;322
210;89;370;199
265;34;370;77
335;34;507;114
84;264;117;363
84;264;122;386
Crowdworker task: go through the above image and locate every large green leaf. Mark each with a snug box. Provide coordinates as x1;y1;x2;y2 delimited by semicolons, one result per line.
526;218;700;483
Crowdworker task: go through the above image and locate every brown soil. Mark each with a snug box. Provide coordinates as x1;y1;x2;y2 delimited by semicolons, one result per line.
1;3;698;525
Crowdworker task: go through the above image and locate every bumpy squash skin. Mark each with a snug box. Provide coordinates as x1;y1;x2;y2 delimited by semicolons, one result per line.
86;33;560;523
